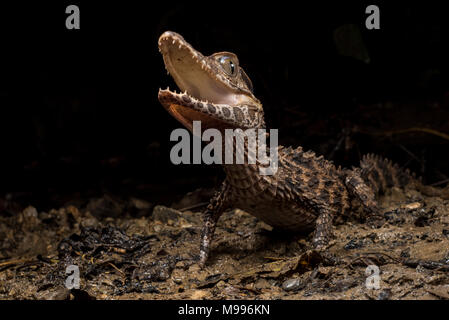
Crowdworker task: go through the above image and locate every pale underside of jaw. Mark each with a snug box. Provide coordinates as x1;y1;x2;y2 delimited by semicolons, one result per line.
158;89;238;131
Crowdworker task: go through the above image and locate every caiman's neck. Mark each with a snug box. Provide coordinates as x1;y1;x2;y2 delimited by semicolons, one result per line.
220;130;278;190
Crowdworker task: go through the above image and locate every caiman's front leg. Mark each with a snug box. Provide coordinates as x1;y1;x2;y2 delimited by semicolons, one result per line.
312;209;342;265
312;210;334;250
199;181;231;267
344;168;384;227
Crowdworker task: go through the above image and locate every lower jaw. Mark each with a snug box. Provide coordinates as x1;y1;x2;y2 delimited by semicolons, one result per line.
166;103;235;132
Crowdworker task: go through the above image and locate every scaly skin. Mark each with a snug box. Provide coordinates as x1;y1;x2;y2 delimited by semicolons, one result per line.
157;31;449;266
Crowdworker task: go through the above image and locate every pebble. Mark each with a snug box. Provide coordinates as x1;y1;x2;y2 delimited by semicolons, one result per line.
190;289;208;299
254;278;271;290
23;206;38;218
282;278;302;292
402;202;422;210
377;289;391;300
130;197;152;210
81;217;99;228
152;205;181;223
153;224;163;233
19;206;40;228
172;277;183;284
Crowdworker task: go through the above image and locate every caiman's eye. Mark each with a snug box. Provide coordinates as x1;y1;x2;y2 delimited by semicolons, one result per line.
218;56;236;75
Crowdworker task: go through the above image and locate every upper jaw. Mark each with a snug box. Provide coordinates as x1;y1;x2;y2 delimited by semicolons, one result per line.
158;31;250;106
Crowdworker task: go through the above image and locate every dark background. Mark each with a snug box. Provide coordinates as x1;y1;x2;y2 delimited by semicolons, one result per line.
0;1;448;211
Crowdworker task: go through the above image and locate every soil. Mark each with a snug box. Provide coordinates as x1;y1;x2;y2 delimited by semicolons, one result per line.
1;185;449;300
1;2;449;302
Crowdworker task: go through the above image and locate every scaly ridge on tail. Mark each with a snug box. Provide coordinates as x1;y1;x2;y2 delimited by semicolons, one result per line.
360;154;449;199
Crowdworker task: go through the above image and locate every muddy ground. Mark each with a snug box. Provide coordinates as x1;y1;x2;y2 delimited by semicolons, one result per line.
1;184;449;300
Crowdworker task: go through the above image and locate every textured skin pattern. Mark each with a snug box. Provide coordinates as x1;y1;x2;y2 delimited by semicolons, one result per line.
157;31;449;266
199;145;427;265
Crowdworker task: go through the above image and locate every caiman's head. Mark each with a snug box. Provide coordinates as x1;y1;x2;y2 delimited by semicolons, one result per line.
158;31;265;132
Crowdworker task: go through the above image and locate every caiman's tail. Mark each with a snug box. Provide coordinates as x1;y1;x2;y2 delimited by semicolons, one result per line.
359;154;449;199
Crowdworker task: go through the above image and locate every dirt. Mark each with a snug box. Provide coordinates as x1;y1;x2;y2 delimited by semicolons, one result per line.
1;185;449;300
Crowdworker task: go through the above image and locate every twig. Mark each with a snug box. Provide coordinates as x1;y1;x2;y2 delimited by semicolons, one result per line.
0;258;30;268
355;127;449;141
430;178;449;187
178;202;209;212
0;258;41;273
108;262;125;276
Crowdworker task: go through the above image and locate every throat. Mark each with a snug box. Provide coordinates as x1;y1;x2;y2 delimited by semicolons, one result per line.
221;138;274;190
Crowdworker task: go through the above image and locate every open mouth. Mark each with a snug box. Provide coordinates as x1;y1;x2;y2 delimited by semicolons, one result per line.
157;31;247;131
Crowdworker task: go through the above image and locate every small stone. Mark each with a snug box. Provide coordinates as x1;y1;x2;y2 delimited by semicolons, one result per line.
23;206;38;218
402;202;422;210
254;278;270;290
152;205;181;223
153;224;162;233
19;206;40;229
172;277;182;284
282;278;302;292
81;217;98;228
188;264;201;273
377;289;391;300
190;289;208;300
130;197;152;210
416;265;427;273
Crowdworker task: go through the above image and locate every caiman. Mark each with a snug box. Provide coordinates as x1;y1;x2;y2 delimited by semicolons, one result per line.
157;31;449;266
